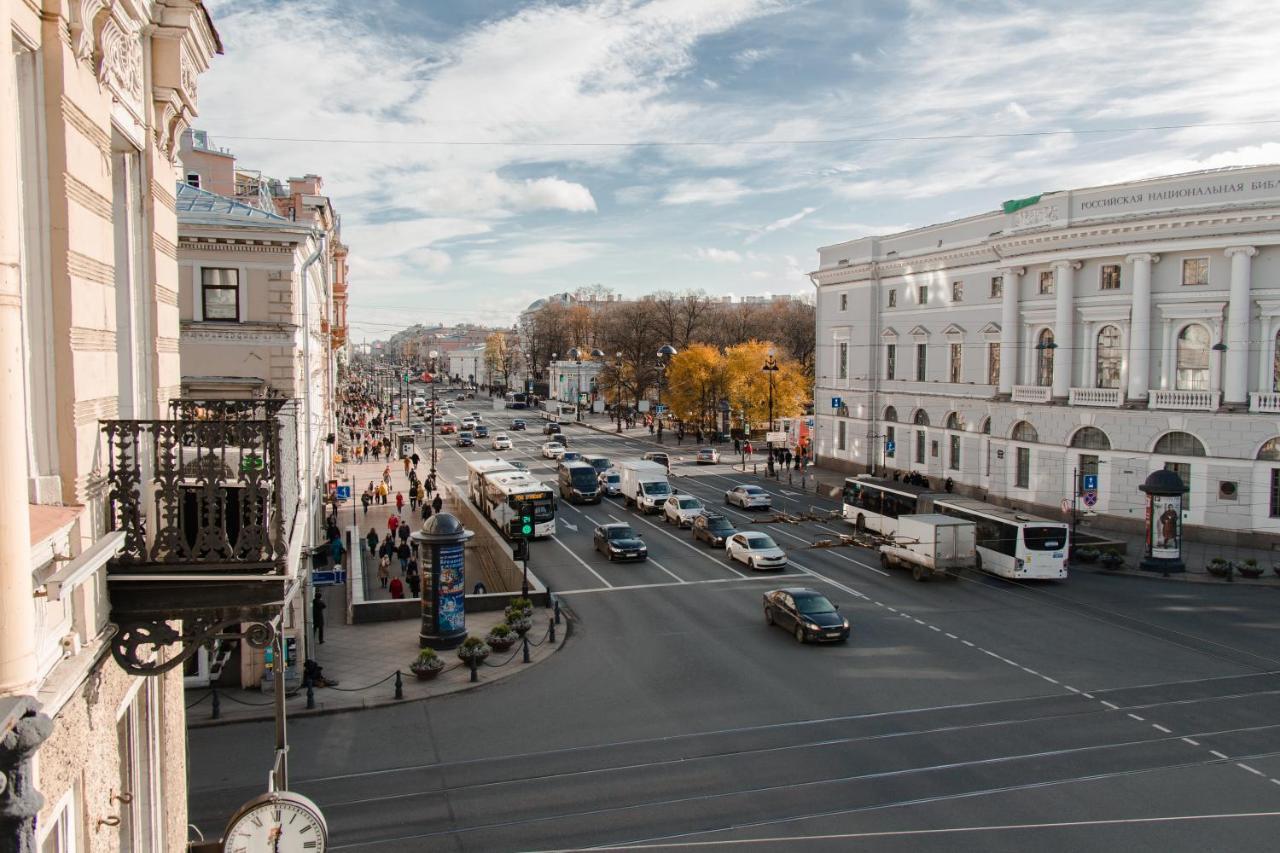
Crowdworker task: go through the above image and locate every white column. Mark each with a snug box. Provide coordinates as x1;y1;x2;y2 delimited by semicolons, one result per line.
1224;246;1257;406
1126;253;1156;401
0;0;38;693
998;267;1021;394
1051;260;1078;398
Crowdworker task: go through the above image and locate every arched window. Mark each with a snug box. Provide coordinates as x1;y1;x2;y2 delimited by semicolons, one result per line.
1096;325;1122;389
945;412;964;430
1070;426;1111;450
913;409;930;426
1258;438;1280;461
884;406;898;422
1036;328;1055;387
1153;431;1205;457
981;417;991;435
1175;324;1210;391
1011;421;1039;443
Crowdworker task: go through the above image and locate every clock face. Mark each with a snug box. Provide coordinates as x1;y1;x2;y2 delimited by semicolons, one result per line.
223;792;328;853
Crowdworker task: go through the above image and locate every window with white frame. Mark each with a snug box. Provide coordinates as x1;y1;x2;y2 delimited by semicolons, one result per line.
1100;264;1121;290
1015;447;1031;488
915;430;926;463
116;680;160;851
885;425;895;458
917;285;928;305
38;780;81;853
201;268;240;321
915;343;927;381
1035;329;1054;387
836;420;846;451
1182;258;1209;286
987;342;1000;385
887;289;897;308
1039;270;1054;295
949;343;962;383
885;344;896;380
185;172;201;188
837;341;848;380
990;275;1003;298
951;280;963;302
1175;324;1210;391
840;293;847;311
1096;325;1122;389
949;434;960;471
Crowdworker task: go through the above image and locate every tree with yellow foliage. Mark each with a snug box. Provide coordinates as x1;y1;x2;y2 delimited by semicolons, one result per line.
723;340;808;431
662;344;726;431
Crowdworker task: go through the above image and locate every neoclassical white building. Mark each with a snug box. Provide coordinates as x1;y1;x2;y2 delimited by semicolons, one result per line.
811;165;1280;545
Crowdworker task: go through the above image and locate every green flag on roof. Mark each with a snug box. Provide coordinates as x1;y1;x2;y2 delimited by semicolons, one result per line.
1002;195;1042;213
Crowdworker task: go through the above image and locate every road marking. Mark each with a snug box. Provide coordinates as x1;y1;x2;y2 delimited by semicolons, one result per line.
962;640;975;647
929;625;941;632
1152;724;1172;733
646;556;686;584
822;548;890;576
1101;700;1120;710
560;519;579;532
1064;686;1080;694
1182;738;1201;746
1081;693;1095;699
1210;750;1230;759
1040;675;1060;685
1238;763;1266;777
626;510;749;579
945;632;957;639
1022;667;1039;676
555;575;785;596
550;536;612;588
1127;713;1146;722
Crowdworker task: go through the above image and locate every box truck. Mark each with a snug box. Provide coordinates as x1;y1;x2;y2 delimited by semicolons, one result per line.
878;514;976;581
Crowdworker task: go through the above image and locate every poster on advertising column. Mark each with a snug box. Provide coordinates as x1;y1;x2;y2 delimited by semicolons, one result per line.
1150;493;1182;560
437;543;466;634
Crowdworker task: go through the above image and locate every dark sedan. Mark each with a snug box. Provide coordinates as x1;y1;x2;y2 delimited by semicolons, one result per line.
691;512;736;548
512;419;527;431
763;588;850;644
544;422;562;435
593;523;648;562
473;424;489;438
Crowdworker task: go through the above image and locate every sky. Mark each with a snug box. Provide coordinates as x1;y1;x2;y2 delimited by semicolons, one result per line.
197;0;1280;343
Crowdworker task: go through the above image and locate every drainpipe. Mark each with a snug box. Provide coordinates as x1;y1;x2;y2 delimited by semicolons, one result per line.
299;233;326;549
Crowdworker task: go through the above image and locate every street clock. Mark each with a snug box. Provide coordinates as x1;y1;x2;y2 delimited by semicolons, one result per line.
222;790;328;852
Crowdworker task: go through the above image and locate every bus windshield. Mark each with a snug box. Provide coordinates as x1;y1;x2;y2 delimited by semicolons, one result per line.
1022;526;1067;550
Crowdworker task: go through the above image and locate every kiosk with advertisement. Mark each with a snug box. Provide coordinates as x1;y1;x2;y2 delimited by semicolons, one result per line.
413;513;475;649
1139;469;1187;574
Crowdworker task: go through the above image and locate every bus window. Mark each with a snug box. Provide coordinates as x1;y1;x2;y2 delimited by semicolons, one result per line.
1023;526;1066;551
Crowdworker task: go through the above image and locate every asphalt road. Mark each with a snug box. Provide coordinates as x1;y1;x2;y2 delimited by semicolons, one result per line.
188;397;1280;851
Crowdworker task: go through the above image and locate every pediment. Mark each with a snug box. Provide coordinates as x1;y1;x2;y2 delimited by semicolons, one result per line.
909;325;931;339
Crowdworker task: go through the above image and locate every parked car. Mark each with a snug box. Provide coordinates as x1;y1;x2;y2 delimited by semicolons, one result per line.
541;442;567;459
725;484;772;509
592;523;647;562
492;433;512;450
642;451;670;471
696;447;721;464
511;419;526;431
663;494;705;527
763;588;850;644
439;421;457;435
473;424;489;438
599;470;622;497
727;532;786;570
544;422;562;436
457;431;475;447
692;512;736;547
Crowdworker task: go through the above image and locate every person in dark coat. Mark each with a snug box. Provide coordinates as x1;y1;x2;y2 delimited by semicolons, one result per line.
312;590;326;645
397;540;411;572
432;493;443;514
397;522;411;543
406;571;420;598
365;528;378;554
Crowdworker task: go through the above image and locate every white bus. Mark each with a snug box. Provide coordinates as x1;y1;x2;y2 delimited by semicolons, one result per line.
842;476;1069;580
472;467;557;539
467;459;519;502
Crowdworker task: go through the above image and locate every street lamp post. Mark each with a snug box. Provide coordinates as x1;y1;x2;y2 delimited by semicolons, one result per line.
428;350;439;480
655;344;677;443
614;351;624;432
587;348;604;421
762;349;779;459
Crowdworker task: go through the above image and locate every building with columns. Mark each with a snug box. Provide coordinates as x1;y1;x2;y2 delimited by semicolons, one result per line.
812;165;1280;545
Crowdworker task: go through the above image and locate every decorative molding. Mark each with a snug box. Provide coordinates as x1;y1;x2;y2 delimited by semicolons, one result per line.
64;173;113;221
152;180;177;213
155;336;180;354
68;0;108;64
1224;245;1258;258
1125;253;1160;264
60;95;112;155
1013;204;1061;229
181;322;299;347
94;14;145;116
154;234;178;259
69;327;117;351
66;250;114;286
156;286;179;307
73;396;118;426
177;240;293;255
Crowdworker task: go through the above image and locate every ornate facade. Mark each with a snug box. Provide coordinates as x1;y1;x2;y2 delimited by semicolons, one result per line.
812;165;1280;545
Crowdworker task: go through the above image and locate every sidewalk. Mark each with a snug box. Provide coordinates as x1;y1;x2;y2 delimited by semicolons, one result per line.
187;602;566;727
340;446;434;602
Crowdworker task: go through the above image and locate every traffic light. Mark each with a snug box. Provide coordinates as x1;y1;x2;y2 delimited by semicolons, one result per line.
519;502;534;537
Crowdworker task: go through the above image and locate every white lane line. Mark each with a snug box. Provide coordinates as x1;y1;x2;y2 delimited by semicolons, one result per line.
646;556;686;584
1210;750;1230;760
1040;675;1060;685
962;640;975;647
784;557;867;601
1152;724;1172;734
1182;738;1201;747
1081;692;1095;699
1127;713;1146;722
1101;701;1120;710
1271;779;1280;787
1022;667;1040;676
1064;686;1081;694
929;625;941;632
945;632;958;639
822;547;891;576
982;649;1001;659
1238;763;1266;777
550;535;613;588
913;618;926;625
555;574;791;595
887;607;898;613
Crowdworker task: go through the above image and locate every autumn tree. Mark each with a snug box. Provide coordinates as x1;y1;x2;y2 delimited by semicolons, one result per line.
723;340;808;431
662;344;727;431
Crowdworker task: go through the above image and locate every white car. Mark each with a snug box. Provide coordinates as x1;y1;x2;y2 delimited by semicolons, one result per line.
541;442;566;459
662;494;705;527
492;433;512;450
725;484;772;509
470;412;484;423
461;417;477;430
727;532;787;570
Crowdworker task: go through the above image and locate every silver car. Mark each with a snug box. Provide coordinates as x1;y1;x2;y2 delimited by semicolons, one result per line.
725;484;772;509
599;471;622;497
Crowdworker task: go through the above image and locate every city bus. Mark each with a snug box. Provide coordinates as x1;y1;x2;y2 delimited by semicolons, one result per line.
473;468;557;539
841;476;942;538
467;459;519;504
504;391;530;410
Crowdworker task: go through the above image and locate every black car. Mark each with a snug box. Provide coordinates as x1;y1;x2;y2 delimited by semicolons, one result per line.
512;419;526;431
457;432;474;447
763;588;850;644
593;523;647;562
548;433;567;448
544;422;562;435
474;424;489;438
691;512;736;548
642;451;670;471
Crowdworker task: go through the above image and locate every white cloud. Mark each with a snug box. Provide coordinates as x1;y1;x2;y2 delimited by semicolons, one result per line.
733;47;776;69
696;247;743;263
745;206;817;243
662;177;751;205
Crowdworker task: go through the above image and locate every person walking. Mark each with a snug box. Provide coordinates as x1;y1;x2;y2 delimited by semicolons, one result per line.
312;590;326;645
403;455;411;477
432;493;443;515
328;533;345;570
389;575;405;599
395;491;404;516
388;514;400;535
365;527;378;555
406;569;420;599
421;499;433;523
397;521;411;544
377;480;388;505
409;487;418;513
411;451;420;469
377;554;390;589
396;540;411;573
372;442;381;462
361;489;372;516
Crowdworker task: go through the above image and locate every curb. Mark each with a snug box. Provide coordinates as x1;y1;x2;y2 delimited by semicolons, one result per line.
1068;564;1280;587
187;610;573;728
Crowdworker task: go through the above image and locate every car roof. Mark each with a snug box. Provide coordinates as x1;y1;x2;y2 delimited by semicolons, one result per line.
769;587;821;596
599;522;633;531
742;531;772;539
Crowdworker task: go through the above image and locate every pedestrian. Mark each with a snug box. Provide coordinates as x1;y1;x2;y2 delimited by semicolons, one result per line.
372;443;380;462
406;555;418;580
744;441;753;459
411;451;420;468
432;493;443;514
417;481;426;509
312;590;326;644
648;421;654;435
406;571;420;598
377;480;388;505
403;455;411;476
329;533;345;569
377;554;390;588
734;437;741;453
397;540;411;572
421;500;433;522
365;527;378;554
409;488;419;512
397;522;410;543
784;448;792;468
361;489;371;515
395;491;404;515
388;514;400;535
389;576;404;599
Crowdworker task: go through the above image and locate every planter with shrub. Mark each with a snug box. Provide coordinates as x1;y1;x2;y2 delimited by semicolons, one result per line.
1237;558;1264;579
456;635;491;663
486;623;517;651
1073;546;1100;565
410;648;445;681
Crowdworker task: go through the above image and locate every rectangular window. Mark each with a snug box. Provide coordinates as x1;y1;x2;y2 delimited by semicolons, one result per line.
840;293;847;311
885;344;896;380
116;681;159;851
201;268;240;321
39;782;80;853
1271;469;1280;518
837;420;846;451
931;439;939;458
951;280;963;302
1182;258;1209;286
885;426;896;458
837;341;848;380
1015;447;1031;489
949;434;960;470
916;430;926;464
987;342;1000;385
916;343;927;381
887;289;897;308
917;285;928;305
185;172;201;188
1100;264;1121;290
949;343;962;383
1039;270;1055;295
1164;461;1191;510
1079;454;1099;492
990;275;1003;298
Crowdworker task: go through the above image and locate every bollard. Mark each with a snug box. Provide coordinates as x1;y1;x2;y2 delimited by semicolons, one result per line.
210;685;220;720
394;669;404;699
522;635;531;664
549;617;557;645
305;679;316;710
554;598;562;625
469;656;478;683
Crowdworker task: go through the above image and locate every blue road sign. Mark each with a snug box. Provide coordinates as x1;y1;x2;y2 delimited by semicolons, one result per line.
831;396;843;409
1082;474;1098;491
335;485;352;501
312;569;347;586
885;440;896;454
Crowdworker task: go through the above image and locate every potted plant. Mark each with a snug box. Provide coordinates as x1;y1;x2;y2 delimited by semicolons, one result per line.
1207;557;1230;577
410;648;445;681
508;596;534;616
486;623;517;651
1073;546;1100;565
505;605;534;636
1098;549;1124;570
1238;558;1264;579
456;635;490;664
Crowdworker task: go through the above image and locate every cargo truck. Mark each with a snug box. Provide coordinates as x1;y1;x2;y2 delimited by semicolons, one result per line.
878;514;976;582
616;459;672;514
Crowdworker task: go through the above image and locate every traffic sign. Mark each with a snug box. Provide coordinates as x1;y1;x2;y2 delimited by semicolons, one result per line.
1082;474;1098;491
831;396;843;409
335;485;351;501
1082;492;1098;508
885;440;896;454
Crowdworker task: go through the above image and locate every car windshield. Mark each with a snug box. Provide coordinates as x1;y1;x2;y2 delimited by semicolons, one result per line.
678;498;701;509
793;593;836;615
708;518;734;531
746;535;777;549
1023;526;1067;551
570;469;596;487
604;474;620;483
589;458;610;472
642;482;671;496
607;527;636;540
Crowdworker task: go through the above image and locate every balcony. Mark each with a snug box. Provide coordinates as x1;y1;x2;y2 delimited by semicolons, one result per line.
1011;385;1052;404
1250;392;1280;413
101;398;302;676
1148;389;1220;411
1069;387;1124;408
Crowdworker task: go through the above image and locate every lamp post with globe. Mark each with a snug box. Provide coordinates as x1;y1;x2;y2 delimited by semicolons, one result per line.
655;344;677;442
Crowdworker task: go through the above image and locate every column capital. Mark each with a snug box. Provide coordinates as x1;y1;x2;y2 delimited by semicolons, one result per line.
1225;245;1257;259
1125;253;1160;264
1052;259;1082;271
1000;266;1025;277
